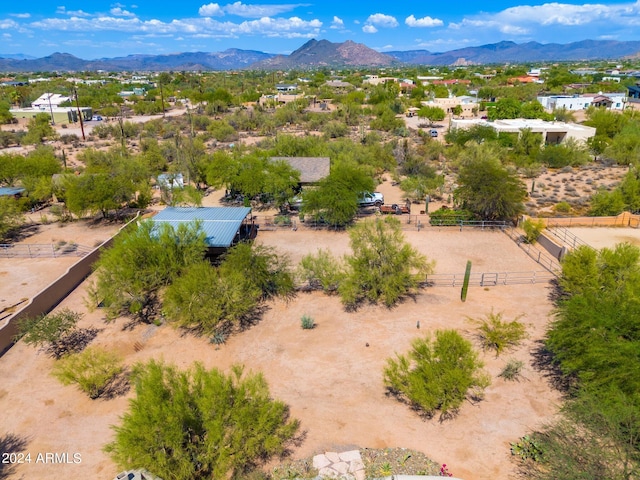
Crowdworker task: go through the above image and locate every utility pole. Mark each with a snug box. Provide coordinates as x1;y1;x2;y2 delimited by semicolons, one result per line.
47;92;55;125
73;88;85;140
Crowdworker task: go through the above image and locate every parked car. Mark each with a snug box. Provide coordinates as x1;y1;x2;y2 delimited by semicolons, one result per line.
358;192;384;207
92;115;103;121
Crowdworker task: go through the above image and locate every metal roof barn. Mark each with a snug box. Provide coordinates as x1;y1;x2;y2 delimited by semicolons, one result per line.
150;207;253;249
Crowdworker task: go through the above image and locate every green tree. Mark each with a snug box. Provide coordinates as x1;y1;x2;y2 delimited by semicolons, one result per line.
52;347;124;399
455;157;526;221
418;106;446;126
163;261;261;335
0;197;23;240
384;330;490;418
88;221;206;322
489;97;521;120
22;112;57;144
339;216;434;308
301;162;375;227
105;361;300;480
17;308;83;358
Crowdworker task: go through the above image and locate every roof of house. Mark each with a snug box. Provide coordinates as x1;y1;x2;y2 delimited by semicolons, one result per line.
270;157;330;184
150;206;251;248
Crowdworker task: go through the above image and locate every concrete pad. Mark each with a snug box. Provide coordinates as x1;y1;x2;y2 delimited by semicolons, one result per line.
338;450;362;463
325;451;341;463
354;470;366;480
313;454;332;469
332;462;350;475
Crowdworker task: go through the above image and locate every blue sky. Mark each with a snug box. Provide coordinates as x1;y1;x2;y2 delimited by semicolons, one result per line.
2;1;640;59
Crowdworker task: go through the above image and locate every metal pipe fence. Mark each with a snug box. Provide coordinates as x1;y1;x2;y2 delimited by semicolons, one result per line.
425;270;555;287
545;224;593;250
0;243;93;258
503;228;561;273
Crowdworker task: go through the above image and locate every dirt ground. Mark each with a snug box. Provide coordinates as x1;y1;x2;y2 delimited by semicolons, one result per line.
0;221;562;480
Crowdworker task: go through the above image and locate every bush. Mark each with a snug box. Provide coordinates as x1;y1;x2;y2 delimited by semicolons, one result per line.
552;201;572;214
428;207;475;226
472;311;527;356
297;248;346;292
383;329;490;418
522;218;546;244
17;309;84;358
300;315;315;330
105;361;300;480
52;347;124;399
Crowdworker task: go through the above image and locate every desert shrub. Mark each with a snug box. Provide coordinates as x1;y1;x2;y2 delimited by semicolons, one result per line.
105;361;300;480
472;311;527;356
297;248;346;292
552;201;572;214
163;261;261;335
511;434;544;462
428;207;475;226
522;218;546;244
499;358;525;381
52;347;124;399
17;309;87;358
300;315;315;330
383;329;490;418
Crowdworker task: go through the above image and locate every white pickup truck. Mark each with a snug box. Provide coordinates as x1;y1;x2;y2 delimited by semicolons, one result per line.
358;191;384;207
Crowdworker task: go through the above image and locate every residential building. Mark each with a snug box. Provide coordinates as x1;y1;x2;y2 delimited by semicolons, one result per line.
269;157;330;185
31;93;70;109
276;83;298;93
422;96;479;118
537;92;626;111
450;118;596;144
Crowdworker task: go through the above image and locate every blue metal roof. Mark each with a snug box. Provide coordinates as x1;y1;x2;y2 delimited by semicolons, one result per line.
151;207;251;248
0;187;25;197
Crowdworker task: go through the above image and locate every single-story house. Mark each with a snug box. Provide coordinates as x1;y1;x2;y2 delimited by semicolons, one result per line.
450;118;597;144
537;93;626;111
10;106;92;124
269;157;330;185
31;93;70;109
276;83;298;92
150;206;257;256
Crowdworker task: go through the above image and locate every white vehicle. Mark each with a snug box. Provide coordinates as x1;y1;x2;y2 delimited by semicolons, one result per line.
358;192;384;207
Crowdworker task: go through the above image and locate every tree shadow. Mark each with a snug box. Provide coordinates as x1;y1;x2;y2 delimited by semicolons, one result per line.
48;327;101;359
0;433;29;479
530;339;576;395
99;368;131;400
3;223;40;243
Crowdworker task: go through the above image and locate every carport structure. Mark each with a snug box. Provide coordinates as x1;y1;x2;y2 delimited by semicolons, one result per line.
150;206;257;256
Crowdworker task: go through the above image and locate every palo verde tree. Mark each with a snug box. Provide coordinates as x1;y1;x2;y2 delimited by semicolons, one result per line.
339;216;434;308
455;155;527;221
105;361;300;480
88;220;206;322
384;329;490;419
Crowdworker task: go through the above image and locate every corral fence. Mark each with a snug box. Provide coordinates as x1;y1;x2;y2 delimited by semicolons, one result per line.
545;224;593;250
425;270;555;287
254;214;509;232
503;228;562;273
0;243;93;258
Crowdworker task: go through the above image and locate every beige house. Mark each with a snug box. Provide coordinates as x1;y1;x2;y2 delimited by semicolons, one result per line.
450;118;596;144
423;96;479;118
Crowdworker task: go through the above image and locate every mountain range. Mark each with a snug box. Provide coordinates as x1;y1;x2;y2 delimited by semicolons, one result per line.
1;39;640;72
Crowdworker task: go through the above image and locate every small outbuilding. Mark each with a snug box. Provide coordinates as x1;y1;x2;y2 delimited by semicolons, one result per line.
269;157;330;185
150;206;257;256
0;187;25;198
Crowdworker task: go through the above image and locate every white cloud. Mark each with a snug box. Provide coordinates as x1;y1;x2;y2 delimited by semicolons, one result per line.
362;24;377;34
9;13;31;19
0;20;19;30
110;7;136;17
330;16;344;29
365;13;398;28
223;2;307;18
199;3;224;16
405;14;443;28
56;7;92;17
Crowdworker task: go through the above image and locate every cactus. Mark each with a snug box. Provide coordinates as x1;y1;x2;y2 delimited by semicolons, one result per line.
461;260;472;302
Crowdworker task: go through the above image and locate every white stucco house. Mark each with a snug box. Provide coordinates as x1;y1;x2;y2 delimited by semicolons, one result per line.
537;93;626;111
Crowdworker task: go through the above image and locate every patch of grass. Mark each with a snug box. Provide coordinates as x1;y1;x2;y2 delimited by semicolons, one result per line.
300;314;315;330
499;358;525;381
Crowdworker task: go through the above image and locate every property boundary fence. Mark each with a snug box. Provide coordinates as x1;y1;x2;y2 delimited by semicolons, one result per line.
529;212;640;228
425;270;555;287
0;243;93;258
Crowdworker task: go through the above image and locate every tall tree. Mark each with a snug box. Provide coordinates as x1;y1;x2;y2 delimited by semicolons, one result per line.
455;156;526;221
